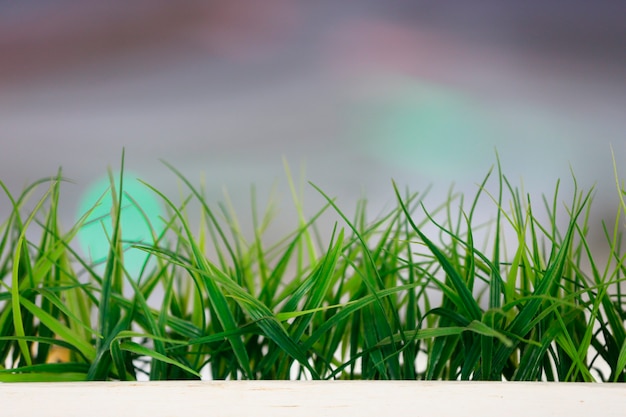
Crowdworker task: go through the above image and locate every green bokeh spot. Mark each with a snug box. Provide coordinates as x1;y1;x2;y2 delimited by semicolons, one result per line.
76;171;163;278
356;78;491;180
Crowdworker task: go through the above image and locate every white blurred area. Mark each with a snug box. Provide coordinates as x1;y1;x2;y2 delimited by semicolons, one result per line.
1;0;625;250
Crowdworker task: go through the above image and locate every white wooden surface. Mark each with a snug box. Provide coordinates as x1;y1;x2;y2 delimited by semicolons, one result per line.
2;381;624;417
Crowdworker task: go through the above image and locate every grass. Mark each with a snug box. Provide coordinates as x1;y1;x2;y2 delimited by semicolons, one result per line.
1;152;626;382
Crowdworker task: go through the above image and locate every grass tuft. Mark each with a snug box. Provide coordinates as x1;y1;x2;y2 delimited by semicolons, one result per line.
1;154;625;381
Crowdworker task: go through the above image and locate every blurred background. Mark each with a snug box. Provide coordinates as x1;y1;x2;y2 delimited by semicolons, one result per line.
1;0;625;262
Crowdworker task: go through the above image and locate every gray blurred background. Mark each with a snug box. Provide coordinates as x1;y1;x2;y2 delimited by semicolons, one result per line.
1;0;625;258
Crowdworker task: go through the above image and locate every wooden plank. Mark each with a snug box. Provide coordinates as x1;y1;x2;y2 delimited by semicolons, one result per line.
2;381;624;417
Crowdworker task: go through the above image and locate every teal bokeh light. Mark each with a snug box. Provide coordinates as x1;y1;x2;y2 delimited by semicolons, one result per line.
355;78;491;181
76;171;163;278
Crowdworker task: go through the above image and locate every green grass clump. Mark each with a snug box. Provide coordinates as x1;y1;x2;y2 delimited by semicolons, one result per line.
1;155;626;382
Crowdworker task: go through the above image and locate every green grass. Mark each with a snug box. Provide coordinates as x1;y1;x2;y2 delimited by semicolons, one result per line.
1;153;626;382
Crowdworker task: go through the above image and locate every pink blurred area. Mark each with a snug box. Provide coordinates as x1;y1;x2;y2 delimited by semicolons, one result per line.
0;0;300;84
0;1;624;237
